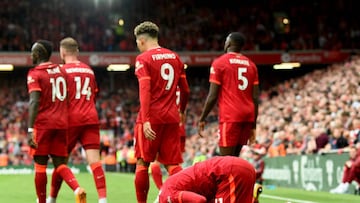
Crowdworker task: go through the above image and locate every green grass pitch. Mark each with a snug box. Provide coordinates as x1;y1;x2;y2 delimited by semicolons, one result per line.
0;172;359;203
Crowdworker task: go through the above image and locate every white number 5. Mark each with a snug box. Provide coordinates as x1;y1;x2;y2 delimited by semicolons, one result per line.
161;63;174;90
238;67;248;90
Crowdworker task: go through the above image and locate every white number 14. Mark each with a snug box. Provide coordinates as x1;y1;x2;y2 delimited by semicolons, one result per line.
74;76;91;100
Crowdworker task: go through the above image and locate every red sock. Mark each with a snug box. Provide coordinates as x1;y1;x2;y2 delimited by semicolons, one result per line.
150;163;163;190
56;164;80;191
34;163;47;203
134;165;149;203
91;162;107;199
50;168;63;198
168;165;182;176
179;191;207;203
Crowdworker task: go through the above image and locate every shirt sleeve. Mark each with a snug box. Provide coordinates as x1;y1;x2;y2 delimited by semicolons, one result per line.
27;69;41;93
135;58;151;122
209;59;222;85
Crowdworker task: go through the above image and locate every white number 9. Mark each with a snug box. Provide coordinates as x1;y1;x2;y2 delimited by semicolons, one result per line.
161;63;174;90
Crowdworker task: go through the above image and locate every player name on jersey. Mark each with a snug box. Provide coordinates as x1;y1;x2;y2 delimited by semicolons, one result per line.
46;66;61;74
151;53;176;60
64;67;94;75
229;58;250;65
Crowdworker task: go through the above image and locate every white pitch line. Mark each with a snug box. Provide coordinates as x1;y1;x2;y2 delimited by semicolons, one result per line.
261;194;319;203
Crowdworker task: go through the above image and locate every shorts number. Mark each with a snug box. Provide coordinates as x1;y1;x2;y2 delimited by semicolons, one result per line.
74;76;91;100
50;77;67;102
160;63;174;90
238;67;248;90
215;197;223;203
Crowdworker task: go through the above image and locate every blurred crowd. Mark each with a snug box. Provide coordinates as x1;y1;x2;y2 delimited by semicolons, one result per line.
0;55;359;168
1;0;360;52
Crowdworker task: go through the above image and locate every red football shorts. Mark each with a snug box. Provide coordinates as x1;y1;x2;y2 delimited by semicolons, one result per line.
212;160;256;203
135;123;183;165
67;124;100;151
30;129;68;157
218;122;253;147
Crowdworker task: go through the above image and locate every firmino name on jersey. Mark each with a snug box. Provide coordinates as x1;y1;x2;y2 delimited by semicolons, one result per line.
229;58;250;66
152;53;176;61
46;67;61;74
65;68;94;75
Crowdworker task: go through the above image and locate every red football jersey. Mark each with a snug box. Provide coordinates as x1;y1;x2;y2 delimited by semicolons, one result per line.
162;156;254;200
62;61;99;126
209;52;259;122
27;62;68;129
135;47;189;124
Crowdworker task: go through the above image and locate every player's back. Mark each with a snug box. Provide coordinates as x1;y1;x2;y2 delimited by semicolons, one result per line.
27;62;68;129
135;47;184;124
62;62;99;126
210;53;258;122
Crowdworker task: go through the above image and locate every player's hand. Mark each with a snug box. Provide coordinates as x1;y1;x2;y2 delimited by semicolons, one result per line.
197;120;206;137
143;121;156;141
27;132;38;149
248;129;256;145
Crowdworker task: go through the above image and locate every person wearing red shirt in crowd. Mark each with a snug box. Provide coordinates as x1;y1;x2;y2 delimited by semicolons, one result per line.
156;156;257;203
198;32;260;156
133;21;190;203
47;38;107;203
27;40;86;203
330;146;360;194
150;87;187;190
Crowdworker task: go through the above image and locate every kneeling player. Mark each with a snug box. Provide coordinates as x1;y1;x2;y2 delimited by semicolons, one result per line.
158;156;256;203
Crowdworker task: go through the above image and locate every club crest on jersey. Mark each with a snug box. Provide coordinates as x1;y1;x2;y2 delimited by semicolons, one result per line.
27;76;35;84
210;66;215;74
135;61;143;72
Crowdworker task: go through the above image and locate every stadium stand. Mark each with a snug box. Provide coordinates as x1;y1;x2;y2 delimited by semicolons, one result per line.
0;0;359;168
1;0;360;52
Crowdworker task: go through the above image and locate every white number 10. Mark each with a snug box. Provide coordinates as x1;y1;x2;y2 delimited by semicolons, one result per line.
50;77;67;102
238;67;249;90
160;63;174;90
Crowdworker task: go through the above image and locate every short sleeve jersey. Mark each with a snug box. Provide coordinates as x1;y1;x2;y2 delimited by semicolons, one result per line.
62;62;99;126
27;62;68;129
135;47;186;124
209;52;259;122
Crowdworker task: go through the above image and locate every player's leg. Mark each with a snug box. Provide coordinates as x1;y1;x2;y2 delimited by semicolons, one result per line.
47;156;69;203
81;125;107;203
52;155;86;203
135;158;151;203
134;123;158;203
33;155;49;203
48;127;79;203
159;123;183;176
51;129;86;203
31;128;52;203
218;122;250;156
86;149;107;203
150;160;163;190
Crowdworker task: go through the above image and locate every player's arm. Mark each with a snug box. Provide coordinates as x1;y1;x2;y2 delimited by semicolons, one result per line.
178;74;190;123
136;59;156;140
198;82;219;136
28;91;40;149
252;84;259;129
